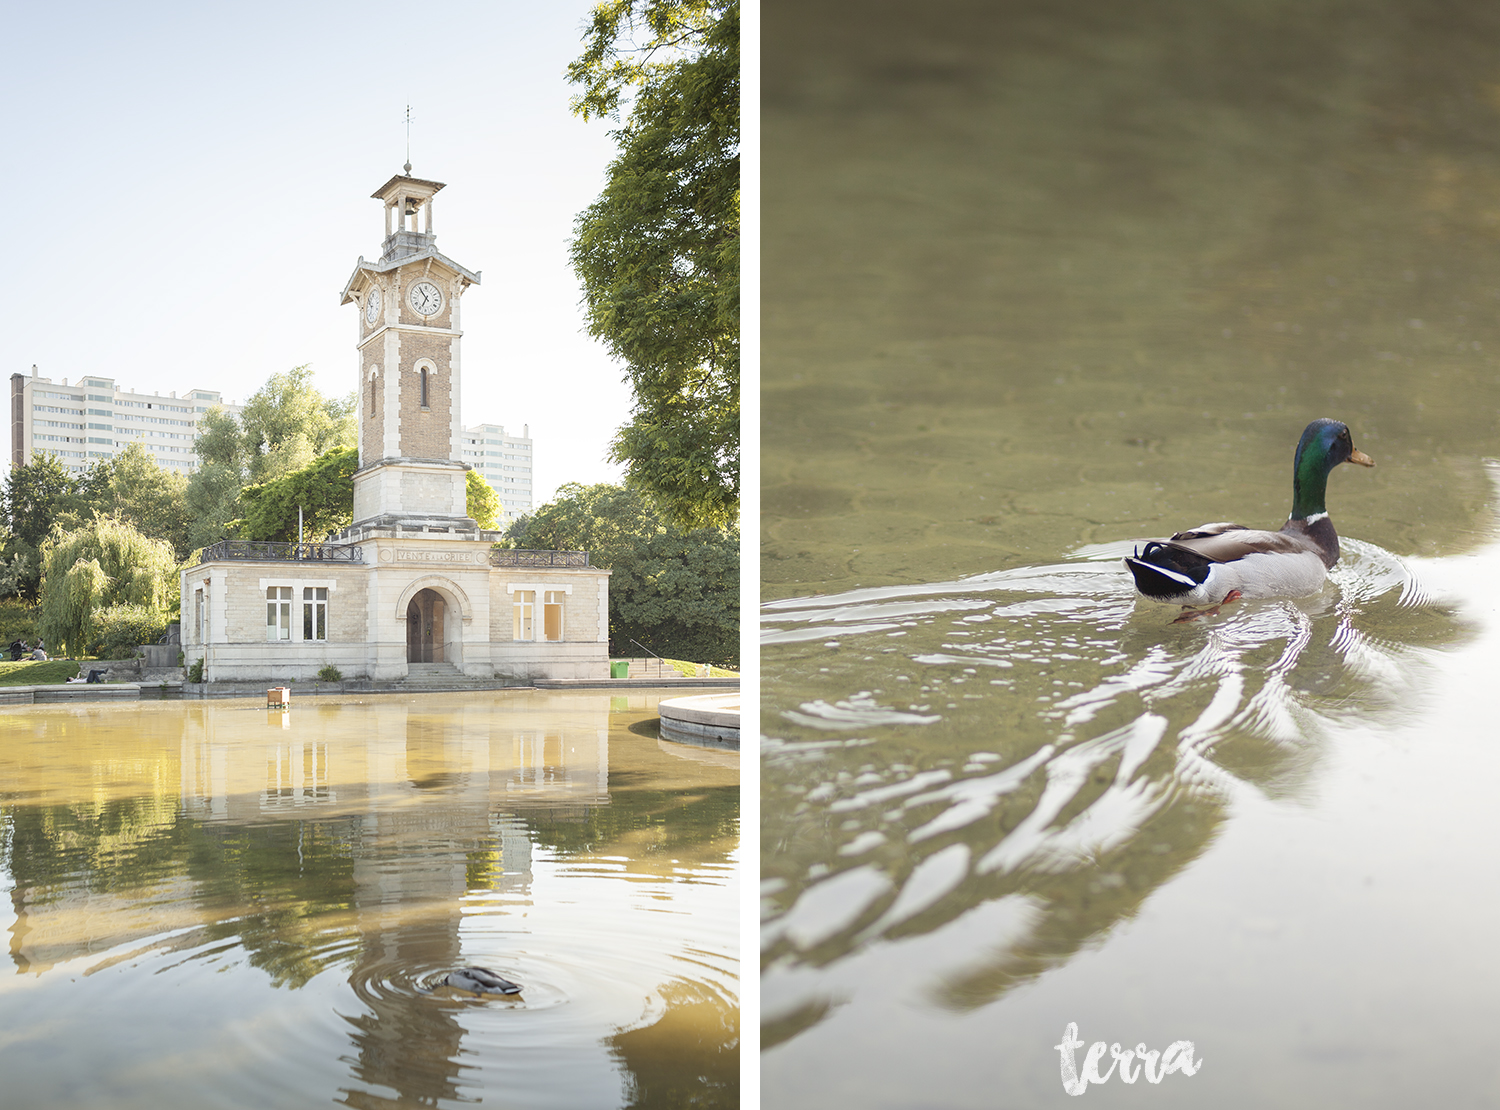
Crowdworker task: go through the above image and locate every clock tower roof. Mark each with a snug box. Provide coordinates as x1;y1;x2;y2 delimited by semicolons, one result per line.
339;249;481;304
370;173;446;202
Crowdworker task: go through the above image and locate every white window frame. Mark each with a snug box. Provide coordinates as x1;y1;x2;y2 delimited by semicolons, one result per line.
259;578;337;644
302;586;328;642
266;586;293;641
506;582;573;644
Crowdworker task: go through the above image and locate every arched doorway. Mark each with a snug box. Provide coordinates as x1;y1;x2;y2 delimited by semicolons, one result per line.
406;588;446;663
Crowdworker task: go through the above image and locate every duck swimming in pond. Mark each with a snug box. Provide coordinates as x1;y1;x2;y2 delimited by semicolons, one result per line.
1124;418;1374;620
443;967;522;995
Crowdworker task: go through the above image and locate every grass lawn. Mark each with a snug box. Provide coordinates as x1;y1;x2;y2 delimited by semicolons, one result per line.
0;660;83;686
663;658;740;678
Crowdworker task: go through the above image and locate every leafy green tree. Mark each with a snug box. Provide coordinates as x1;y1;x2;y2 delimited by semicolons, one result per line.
238;447;358;543
37;517;178;657
0;517;31;602
466;469;501;530
185;371;355;549
506;482;738;666
569;0;740;530
186;405;250;550
194;404;247;471
1;453;84;600
238;365;356;484
3;452;81;552
89;443;192;560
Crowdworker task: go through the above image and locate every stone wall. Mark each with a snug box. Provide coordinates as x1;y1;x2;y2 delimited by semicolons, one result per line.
488;569;610;645
181;560;372;682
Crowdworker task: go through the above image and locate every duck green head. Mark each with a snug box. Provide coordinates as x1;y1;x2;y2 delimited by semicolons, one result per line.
1291;418;1374;520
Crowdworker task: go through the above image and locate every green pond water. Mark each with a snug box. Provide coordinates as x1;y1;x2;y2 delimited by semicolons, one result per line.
0;691;738;1109
763;2;1500;1106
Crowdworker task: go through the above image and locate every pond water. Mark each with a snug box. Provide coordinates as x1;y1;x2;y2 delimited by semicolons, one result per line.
763;2;1500;1106
0;691;738;1109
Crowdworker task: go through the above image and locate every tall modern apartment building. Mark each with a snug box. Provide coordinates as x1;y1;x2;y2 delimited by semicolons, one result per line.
459;422;534;521
10;368;243;475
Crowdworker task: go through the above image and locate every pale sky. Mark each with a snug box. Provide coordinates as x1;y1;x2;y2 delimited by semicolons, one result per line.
1;0;636;506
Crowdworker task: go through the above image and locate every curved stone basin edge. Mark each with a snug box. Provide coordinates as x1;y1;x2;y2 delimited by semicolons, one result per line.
658;693;741;750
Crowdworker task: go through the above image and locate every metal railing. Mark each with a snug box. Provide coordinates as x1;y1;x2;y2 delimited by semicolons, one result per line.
625;639;674;680
489;549;591;567
201;540;364;563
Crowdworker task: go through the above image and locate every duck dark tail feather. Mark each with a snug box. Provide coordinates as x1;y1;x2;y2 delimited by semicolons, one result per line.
1125;541;1213;599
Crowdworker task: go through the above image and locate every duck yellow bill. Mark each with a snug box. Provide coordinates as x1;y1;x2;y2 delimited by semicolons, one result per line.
1349;448;1375;467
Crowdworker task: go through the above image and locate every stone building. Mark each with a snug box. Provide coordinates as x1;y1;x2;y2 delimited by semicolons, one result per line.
178;169;609;684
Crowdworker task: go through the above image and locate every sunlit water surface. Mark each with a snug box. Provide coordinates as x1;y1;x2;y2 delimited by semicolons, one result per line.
764;1;1500;1106
764;479;1500;1106
0;691;738;1109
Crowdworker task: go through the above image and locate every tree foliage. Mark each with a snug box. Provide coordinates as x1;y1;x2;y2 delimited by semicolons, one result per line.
466;469;501;530
238;446;359;543
37;517;178;657
93;603;172;660
91;443;192;560
3;452;81;552
569;0;739;530
505;482;737;666
238;365;357;484
186;368;355;549
1;453;85;600
4;448;195;596
185;455;248;552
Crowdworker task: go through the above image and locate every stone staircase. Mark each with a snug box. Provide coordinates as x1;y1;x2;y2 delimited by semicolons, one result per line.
615;657;713;680
401;662;470;688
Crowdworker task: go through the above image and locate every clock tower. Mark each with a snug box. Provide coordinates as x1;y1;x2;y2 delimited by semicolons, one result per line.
340;169;481;530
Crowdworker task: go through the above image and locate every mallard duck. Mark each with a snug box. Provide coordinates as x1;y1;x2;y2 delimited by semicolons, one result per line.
1124;418;1374;614
443;967;522;995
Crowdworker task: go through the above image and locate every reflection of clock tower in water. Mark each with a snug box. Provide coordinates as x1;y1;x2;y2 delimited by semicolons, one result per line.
340;167;481;529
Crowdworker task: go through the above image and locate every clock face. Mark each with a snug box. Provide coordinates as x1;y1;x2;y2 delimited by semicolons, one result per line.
408;281;443;318
364;287;382;325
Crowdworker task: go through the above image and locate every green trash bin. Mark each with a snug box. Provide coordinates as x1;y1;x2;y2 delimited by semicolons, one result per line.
610;661;630;679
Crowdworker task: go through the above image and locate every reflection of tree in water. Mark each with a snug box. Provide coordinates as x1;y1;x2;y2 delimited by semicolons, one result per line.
1;798;360;985
2;698;739;1107
528;782;740;862
761;551;1469;1046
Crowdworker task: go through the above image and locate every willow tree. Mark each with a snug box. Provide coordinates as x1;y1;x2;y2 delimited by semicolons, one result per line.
568;0;740;529
37;517;178;657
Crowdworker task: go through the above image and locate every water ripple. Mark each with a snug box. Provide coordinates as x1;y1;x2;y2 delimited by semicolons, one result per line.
761;531;1469;1011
